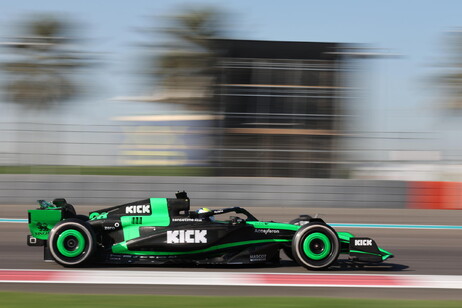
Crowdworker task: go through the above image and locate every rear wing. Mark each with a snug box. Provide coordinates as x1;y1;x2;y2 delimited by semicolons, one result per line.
27;199;75;241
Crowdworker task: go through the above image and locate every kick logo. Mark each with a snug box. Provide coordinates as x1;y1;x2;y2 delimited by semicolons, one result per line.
355;239;372;246
167;230;207;244
125;204;151;214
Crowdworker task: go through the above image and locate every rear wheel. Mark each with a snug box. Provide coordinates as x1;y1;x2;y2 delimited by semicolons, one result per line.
291;222;340;270
48;219;96;267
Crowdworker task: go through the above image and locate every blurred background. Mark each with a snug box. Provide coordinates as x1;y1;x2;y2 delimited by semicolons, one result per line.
1;0;462;209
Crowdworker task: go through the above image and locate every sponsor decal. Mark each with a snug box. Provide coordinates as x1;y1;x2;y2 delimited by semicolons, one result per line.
90;212;108;220
354;239;373;246
33;231;49;236
36;222;49;232
125;204;151;214
250;254;267;262
166;230;207;244
171;218;203;222
254;229;280;234
104;222;121;231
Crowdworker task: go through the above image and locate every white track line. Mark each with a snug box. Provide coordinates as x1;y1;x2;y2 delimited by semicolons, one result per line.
1;269;462;289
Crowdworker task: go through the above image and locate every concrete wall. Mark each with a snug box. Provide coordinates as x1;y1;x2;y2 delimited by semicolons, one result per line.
0;175;408;208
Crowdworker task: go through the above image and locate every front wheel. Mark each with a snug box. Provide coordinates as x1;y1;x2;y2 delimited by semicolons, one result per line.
291;222;340;270
48;219;96;267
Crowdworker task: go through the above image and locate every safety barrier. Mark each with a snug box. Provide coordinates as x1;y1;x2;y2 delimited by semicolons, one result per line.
0;174;460;209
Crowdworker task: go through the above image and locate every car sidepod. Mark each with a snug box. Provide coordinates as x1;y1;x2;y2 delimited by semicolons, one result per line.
107;218;295;265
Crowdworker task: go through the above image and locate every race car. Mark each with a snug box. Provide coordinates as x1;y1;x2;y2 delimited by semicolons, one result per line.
27;191;393;269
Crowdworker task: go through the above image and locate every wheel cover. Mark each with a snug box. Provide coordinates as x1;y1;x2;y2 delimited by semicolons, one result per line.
302;232;331;260
56;229;85;258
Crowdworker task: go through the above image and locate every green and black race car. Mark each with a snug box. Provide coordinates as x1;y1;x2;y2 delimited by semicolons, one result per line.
27;191;393;269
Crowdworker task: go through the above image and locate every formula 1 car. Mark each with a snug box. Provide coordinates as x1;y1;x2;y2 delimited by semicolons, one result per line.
27;192;393;269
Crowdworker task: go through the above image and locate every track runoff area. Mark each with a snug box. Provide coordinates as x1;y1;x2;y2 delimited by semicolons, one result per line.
1;269;462;289
2;217;462;290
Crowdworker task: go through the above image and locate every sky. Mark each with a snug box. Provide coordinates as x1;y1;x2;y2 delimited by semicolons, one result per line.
1;0;462;156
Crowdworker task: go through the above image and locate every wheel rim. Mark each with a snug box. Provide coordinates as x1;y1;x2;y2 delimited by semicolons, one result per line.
302;232;331;260
56;229;85;257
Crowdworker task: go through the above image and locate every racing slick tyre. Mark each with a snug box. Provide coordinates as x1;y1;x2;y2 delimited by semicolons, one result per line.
291;222;340;270
284;215;312;260
48;218;96;267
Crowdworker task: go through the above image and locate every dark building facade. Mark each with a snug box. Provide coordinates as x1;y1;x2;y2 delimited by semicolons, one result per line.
213;39;350;178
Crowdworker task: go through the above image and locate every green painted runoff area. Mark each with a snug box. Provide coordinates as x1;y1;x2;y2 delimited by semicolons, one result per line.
0;293;461;308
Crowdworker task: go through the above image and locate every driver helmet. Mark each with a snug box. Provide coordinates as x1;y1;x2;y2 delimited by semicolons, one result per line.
197;207;215;221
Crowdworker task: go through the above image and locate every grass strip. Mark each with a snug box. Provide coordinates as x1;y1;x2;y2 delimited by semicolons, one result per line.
0;165;212;176
0;292;462;308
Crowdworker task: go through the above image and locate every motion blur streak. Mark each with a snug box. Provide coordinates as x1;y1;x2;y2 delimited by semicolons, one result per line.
4;218;462;230
2;2;462;302
1;269;462;289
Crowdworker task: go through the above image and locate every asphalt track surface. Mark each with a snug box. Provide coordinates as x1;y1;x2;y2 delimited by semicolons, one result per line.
1;204;462;299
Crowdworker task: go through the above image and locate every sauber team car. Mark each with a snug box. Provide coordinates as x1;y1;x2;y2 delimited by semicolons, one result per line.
27;192;393;270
